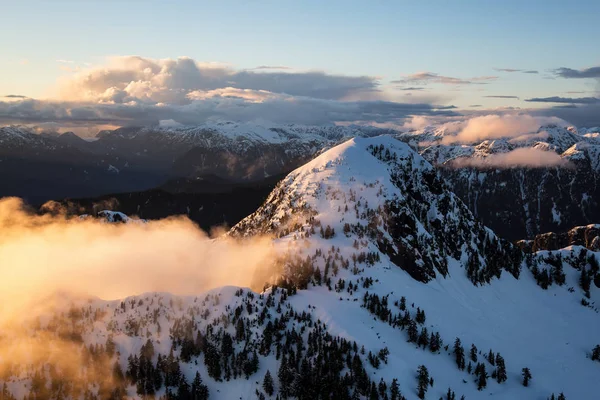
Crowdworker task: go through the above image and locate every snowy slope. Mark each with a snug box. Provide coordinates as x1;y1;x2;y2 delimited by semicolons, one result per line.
230;136;600;399
2;136;599;400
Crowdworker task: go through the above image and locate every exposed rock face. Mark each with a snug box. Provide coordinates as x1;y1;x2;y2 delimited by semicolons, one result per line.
517;224;600;252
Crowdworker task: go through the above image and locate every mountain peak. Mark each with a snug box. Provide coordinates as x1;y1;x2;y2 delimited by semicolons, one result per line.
233;135;521;285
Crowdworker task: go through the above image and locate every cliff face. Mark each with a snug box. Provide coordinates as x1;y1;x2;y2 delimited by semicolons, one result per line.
517;224;600;252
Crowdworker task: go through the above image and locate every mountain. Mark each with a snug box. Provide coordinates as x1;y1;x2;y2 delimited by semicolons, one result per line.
0;123;393;204
399;124;600;241
0;126;163;204
4;136;598;400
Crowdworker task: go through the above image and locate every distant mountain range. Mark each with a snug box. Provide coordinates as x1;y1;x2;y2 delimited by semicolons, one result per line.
4;122;600;242
0;123;393;204
398;124;600;241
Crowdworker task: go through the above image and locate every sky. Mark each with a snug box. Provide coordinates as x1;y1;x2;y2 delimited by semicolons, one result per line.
1;0;599;132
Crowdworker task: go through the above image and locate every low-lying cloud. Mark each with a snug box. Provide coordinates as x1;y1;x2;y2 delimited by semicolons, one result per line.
448;147;571;169
441;114;567;144
0;197;278;325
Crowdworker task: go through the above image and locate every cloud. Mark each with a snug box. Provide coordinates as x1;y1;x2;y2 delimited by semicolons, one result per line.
392;72;498;86
554;66;600;79
251;65;292;70
493;68;539;74
494;68;522;73
57;55;379;102
441;114;567;144
395;86;426;91
525;96;600;104
0;56;459;128
0;197;278;325
2;94;27;98
0;96;458;127
449;148;571;169
56;59;75;64
532;103;600;127
484;95;520;99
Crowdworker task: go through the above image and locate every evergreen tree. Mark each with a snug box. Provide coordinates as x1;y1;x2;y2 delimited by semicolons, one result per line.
580;267;591;298
263;370;274;396
408;321;418;343
453;338;465;370
390;378;401;400
204;342;222;381
522;367;532;387
191;372;209;400
470;344;478;362
592;345;600;361
476;363;488;391
177;376;191;400
417;365;429;399
278;355;294;399
487;349;495;366
495;354;507;383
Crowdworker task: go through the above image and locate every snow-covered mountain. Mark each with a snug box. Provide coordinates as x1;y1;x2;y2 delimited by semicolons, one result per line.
398;124;600;240
94;122;395;181
4;136;598;400
0;123;394;203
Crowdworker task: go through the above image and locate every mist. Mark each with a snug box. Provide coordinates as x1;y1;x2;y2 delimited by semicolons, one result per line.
447;147;572;169
442;114;567;144
0;197;276;325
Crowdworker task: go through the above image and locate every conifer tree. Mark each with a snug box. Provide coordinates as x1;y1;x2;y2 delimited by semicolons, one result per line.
522;367;532;387
453;338;465;370
263;370;274;396
191;372;209;400
476;363;487;391
390;378;401;400
495;354;507;383
470;344;478;362
592;344;600;361
580;267;591;298
417;365;429;399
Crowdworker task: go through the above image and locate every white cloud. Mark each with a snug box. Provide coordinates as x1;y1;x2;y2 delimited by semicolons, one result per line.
442;114;567;144
449;147;572;169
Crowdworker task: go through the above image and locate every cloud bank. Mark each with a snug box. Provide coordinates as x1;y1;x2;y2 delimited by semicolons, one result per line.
0;56;459;129
0;197;278;325
449;148;571;169
441;114;566;144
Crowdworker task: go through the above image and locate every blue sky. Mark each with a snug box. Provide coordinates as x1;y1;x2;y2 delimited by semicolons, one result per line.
1;0;599;129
